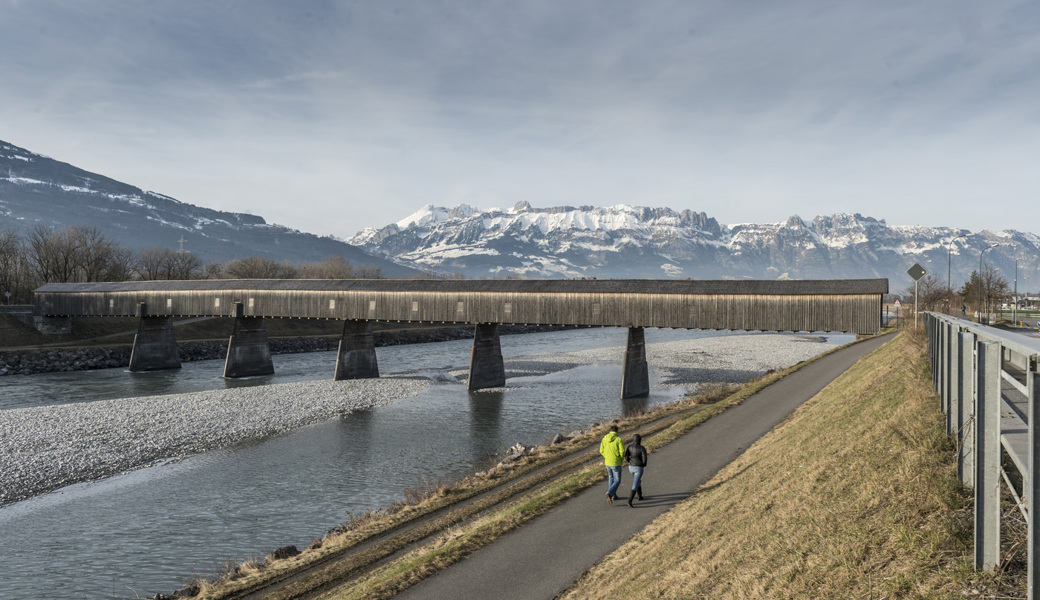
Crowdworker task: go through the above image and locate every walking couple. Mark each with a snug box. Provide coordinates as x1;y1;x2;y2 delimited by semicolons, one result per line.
599;424;647;508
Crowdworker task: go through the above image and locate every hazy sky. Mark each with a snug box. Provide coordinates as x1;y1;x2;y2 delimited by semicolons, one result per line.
2;1;1037;238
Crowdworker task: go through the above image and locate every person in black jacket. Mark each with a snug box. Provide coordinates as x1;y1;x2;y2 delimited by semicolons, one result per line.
623;433;648;507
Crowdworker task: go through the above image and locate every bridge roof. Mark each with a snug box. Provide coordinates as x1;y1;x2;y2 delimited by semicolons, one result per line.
36;278;888;296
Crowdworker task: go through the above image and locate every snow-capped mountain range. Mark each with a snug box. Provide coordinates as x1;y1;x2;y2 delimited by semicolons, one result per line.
350;202;1040;290
0;139;413;275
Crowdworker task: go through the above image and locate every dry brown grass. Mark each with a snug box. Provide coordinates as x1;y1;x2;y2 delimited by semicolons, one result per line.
560;331;989;600
184;339;867;599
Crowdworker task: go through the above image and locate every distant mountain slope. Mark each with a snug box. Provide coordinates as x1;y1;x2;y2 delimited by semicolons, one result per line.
0;139;415;276
349;202;1040;288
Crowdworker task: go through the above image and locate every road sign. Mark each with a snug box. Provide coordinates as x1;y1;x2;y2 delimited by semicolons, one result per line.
894;298;901;308
907;263;927;281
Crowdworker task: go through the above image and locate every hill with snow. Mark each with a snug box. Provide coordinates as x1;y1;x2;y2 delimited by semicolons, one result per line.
0;139;414;274
349;202;1040;288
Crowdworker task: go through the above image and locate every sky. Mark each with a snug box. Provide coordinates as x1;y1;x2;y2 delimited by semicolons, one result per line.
1;1;1038;239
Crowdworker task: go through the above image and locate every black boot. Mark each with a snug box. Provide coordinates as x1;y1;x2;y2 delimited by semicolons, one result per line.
627;490;635;507
637;486;643;501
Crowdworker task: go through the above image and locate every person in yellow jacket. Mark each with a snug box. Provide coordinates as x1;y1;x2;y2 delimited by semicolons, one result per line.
600;424;625;504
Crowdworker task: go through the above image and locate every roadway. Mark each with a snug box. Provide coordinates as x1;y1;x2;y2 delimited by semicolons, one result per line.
395;332;896;600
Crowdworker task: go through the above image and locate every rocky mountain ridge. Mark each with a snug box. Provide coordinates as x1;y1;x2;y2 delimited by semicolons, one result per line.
349;203;1040;290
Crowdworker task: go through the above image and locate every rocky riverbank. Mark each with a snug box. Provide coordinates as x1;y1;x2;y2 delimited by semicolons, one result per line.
0;324;559;376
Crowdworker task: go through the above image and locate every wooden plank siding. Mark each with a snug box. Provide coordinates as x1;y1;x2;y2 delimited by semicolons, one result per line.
32;278;887;334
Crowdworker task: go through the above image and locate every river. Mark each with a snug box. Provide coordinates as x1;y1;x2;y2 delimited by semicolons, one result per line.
0;327;851;599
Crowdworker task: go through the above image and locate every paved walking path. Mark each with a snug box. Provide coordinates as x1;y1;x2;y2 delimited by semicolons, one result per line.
397;333;895;600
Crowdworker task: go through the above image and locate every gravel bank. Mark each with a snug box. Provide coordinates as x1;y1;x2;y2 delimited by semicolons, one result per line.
0;332;844;508
0;377;431;506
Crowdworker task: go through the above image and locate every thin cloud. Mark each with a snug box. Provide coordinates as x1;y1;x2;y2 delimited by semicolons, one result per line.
0;0;1037;238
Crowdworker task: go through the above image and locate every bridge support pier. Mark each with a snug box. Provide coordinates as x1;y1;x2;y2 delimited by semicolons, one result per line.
223;316;274;378
621;326;650;399
468;323;505;391
129;315;181;372
334;319;379;380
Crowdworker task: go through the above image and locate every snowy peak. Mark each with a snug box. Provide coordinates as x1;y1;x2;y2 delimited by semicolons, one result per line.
349;204;1040;285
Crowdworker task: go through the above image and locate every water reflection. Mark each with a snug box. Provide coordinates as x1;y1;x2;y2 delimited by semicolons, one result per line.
621;394;650;416
468;389;505;463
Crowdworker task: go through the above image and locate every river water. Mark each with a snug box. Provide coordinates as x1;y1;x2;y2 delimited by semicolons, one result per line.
0;328;850;599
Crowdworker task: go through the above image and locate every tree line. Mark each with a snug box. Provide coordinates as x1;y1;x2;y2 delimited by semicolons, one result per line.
900;266;1013;319
0;224;385;304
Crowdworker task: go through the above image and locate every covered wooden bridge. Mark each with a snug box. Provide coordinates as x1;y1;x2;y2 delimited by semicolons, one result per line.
32;278;888;398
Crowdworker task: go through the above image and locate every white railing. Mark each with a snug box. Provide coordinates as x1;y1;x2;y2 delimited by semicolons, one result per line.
924;312;1040;597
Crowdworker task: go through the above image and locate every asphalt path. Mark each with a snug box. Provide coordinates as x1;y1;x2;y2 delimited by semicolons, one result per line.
396;332;895;600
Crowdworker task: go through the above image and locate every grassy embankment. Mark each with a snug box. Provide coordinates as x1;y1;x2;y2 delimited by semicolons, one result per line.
560;328;1020;599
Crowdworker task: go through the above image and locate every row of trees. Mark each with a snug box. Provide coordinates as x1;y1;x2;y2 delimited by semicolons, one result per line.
901;266;1013;319
0;224;385;304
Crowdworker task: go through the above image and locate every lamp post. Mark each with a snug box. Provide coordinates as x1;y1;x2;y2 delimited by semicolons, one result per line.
979;243;999;323
1014;257;1019;324
948;233;970;295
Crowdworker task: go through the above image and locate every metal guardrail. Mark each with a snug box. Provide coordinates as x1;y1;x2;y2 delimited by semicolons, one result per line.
924;312;1040;596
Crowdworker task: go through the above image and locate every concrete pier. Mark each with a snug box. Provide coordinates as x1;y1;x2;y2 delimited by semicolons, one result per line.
621;326;650;399
223;316;274;378
128;315;181;372
468;323;505;391
334;319;379;380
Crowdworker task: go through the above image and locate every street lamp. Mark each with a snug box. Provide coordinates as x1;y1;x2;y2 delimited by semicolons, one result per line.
979;243;999;322
948;233;970;297
1014;257;1019;324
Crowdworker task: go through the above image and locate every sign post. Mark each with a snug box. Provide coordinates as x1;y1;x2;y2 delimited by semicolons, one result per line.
907;263;927;328
3;291;10;305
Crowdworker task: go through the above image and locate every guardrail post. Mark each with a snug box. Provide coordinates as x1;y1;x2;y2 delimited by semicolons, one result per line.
963;339;978;489
975;341;1001;571
949;328;961;439
935;314;944;393
1030;372;1040;598
941;321;950;417
957;332;973;482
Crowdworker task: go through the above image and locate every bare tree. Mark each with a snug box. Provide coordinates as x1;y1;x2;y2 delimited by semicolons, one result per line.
26;223;82;283
136;246;173;281
0;228;32;302
901;274;949;313
223;255;298;279
201;261;224;279
136;246;203;280
298;255;355;279
169;251;203;280
74;225;117;282
104;246;139;282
